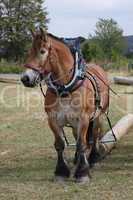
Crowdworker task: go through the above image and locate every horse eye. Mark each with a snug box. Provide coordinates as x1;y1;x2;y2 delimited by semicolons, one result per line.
40;49;46;54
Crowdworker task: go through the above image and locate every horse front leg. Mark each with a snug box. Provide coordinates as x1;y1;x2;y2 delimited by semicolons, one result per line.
48;118;70;181
74;115;92;183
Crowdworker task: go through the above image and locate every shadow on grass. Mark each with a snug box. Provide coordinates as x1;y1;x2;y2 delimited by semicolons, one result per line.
0;143;133;183
94;143;133;174
0;155;56;183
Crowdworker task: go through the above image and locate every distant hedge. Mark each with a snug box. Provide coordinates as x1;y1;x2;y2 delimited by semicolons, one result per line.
0;60;23;74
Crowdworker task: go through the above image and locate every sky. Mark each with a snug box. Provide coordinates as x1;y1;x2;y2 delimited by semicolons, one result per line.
45;0;133;38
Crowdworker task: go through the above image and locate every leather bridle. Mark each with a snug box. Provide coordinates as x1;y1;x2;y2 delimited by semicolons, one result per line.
24;40;52;77
23;37;117;145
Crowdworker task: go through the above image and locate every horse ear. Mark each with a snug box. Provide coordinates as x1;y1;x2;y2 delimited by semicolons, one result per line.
30;29;35;38
40;27;48;42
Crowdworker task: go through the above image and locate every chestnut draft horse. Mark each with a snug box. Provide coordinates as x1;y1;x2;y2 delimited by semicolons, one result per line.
21;28;109;183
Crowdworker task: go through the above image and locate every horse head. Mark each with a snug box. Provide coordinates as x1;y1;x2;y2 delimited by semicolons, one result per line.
21;28;51;87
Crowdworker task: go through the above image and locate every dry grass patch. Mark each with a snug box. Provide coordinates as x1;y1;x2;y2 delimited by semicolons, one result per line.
0;82;133;200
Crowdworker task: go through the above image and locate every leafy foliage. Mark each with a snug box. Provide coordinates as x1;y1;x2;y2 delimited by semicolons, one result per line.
82;18;125;62
0;0;49;61
82;38;104;62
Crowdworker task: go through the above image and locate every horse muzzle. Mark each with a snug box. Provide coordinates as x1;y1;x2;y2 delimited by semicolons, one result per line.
21;69;42;87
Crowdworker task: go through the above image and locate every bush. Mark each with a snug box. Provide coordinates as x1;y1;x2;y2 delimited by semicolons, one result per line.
102;57;129;71
0;59;23;74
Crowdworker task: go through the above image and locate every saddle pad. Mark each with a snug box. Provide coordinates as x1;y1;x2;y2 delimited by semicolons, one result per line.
61;37;81;56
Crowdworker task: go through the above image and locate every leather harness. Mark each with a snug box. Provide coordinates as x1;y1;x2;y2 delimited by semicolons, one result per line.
46;37;102;114
26;36;116;145
42;37;117;145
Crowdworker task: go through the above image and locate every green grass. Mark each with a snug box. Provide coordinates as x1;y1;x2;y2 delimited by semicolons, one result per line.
0;60;23;74
0;81;133;200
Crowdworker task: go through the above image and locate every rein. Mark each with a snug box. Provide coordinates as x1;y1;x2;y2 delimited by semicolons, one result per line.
39;83;46;98
87;71;118;96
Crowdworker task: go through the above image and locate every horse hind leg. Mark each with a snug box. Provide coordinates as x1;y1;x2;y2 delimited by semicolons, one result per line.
72;128;79;165
87;118;103;167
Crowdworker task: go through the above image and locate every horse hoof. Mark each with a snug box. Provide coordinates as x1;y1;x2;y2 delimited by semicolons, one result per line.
75;176;90;184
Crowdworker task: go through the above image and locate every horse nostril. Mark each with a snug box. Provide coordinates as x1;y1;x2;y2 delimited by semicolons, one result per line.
21;75;29;84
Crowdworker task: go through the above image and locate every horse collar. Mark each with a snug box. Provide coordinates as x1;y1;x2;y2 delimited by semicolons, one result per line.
46;54;86;96
45;37;86;96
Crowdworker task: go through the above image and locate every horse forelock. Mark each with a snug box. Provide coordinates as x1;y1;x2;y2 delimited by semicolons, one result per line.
31;31;69;53
32;33;43;50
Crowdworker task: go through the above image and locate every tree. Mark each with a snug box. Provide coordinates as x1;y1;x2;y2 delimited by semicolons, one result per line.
82;18;125;62
82;38;104;62
95;18;124;61
0;0;49;61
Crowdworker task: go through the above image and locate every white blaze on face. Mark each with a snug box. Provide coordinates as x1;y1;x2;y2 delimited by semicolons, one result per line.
38;48;49;63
